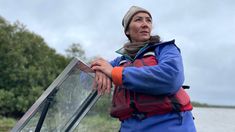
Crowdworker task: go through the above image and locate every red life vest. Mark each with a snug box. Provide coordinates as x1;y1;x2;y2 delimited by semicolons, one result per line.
110;51;193;121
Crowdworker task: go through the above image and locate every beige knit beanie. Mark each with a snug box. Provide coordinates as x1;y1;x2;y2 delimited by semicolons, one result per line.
122;6;152;32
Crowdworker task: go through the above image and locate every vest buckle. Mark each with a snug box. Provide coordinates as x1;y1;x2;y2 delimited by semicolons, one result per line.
131;112;146;120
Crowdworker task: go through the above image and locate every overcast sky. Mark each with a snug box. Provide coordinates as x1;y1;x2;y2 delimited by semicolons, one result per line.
1;0;235;105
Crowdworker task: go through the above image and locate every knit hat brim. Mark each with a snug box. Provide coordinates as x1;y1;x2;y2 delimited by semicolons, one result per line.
122;6;152;32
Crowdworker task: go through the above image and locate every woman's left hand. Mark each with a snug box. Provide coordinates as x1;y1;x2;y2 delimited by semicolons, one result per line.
91;58;113;78
93;70;112;95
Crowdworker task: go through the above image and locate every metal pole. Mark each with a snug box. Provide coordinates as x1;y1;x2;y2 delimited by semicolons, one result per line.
35;88;57;132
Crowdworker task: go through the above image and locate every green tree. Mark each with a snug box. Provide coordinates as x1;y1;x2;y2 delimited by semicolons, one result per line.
0;16;69;117
65;43;86;61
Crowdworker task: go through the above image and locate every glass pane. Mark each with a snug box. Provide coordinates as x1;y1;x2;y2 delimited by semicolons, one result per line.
44;69;93;131
15;59;97;131
74;95;120;132
21;105;44;132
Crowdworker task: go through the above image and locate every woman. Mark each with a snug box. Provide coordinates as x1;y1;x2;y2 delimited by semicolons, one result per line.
91;6;196;132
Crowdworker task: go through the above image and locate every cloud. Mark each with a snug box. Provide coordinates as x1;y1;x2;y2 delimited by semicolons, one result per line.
1;0;235;105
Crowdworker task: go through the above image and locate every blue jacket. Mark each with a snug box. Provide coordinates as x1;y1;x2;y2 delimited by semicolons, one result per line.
110;40;184;96
110;40;196;132
120;111;196;132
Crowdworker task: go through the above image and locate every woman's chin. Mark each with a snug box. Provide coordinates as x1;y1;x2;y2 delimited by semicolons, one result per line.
139;36;151;42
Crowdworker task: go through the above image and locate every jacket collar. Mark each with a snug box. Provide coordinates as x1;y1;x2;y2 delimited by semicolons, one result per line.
116;39;175;61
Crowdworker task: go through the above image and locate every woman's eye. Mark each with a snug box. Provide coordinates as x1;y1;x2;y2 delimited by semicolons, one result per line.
135;18;141;22
147;19;152;23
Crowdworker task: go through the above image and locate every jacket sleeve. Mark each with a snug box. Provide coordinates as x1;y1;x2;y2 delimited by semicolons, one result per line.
109;56;122;67
112;43;184;96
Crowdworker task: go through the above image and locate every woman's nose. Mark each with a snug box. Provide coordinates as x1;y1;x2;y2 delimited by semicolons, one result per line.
141;20;150;28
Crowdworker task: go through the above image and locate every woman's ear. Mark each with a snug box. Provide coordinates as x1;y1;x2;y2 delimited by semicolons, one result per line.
125;30;130;35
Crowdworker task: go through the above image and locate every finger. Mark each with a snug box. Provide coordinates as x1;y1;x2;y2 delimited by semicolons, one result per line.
93;71;99;90
98;72;105;95
95;71;99;87
91;65;102;71
99;73;106;95
105;78;111;94
93;72;101;95
90;62;98;68
97;74;103;94
95;71;102;94
101;73;107;94
91;59;104;67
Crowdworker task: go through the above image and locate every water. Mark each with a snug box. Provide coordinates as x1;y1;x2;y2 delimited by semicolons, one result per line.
192;107;235;132
11;107;235;132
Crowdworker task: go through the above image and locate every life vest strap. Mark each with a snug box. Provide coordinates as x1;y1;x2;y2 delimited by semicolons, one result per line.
182;85;190;89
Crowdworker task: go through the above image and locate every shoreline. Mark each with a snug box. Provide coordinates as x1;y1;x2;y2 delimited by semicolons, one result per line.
192;101;235;109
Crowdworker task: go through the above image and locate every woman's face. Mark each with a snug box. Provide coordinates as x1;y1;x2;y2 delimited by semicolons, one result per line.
126;12;152;42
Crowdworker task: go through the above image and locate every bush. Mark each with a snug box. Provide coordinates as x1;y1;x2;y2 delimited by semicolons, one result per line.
0;16;69;117
0;116;16;132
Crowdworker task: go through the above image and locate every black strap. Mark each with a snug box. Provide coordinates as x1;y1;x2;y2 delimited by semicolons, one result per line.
182;85;190;89
169;95;183;125
129;91;147;120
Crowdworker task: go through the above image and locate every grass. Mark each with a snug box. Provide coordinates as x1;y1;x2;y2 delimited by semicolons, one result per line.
0;116;16;132
74;114;120;132
0;114;120;132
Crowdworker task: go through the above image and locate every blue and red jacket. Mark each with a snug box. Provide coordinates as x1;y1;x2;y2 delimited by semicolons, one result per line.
110;40;193;121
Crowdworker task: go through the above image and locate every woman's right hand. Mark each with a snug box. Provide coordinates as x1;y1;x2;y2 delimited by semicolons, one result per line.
93;70;112;95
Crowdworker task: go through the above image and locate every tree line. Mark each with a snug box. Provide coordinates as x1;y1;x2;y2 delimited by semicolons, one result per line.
0;16;99;118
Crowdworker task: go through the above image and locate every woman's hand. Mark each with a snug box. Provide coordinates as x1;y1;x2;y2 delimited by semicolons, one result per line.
93;71;112;95
91;58;113;78
91;58;113;95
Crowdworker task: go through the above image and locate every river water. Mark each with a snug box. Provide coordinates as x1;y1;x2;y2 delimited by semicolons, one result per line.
192;107;235;132
11;107;235;132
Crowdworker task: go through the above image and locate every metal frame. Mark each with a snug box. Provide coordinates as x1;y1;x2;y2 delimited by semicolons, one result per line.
12;58;100;132
64;90;99;132
34;87;59;132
